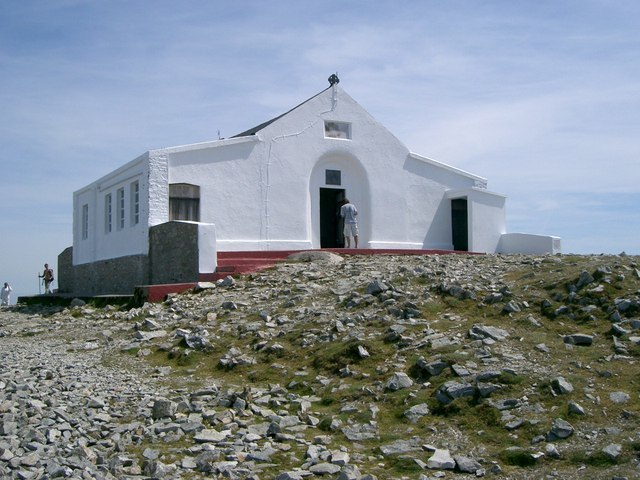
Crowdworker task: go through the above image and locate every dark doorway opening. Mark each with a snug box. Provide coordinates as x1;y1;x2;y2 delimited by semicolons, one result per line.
451;198;468;251
320;188;345;248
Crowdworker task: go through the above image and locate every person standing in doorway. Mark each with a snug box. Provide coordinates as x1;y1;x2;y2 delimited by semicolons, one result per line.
39;263;54;294
340;198;359;248
1;283;11;306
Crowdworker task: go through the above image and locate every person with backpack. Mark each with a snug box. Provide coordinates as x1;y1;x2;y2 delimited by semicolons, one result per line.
39;263;54;294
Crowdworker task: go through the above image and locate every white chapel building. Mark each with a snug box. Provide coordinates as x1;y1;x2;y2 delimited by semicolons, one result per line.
58;77;560;295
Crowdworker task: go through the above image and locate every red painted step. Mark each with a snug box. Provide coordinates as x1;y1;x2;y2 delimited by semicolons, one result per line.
213;248;470;278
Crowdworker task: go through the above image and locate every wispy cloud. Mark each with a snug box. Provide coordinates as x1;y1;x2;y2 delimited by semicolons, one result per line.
1;0;638;302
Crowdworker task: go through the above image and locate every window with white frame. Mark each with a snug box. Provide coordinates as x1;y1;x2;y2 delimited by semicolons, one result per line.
81;204;89;240
130;180;139;225
105;193;112;233
117;187;125;230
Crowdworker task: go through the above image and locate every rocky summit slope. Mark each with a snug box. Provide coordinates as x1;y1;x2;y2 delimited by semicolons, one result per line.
1;252;640;480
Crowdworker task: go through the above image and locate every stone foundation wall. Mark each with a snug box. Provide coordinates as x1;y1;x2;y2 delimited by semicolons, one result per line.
57;249;149;296
58;221;202;296
57;247;74;294
149;222;199;285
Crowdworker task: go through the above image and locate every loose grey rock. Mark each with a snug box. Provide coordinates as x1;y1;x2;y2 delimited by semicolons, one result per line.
404;403;430;423
502;300;521;313
545;443;561;459
568;401;586;415
342;424;378;441
602;443;622;460
152;399;176;419
69;298;86;307
547;418;574;440
552;376;574;395
416;357;449;376
386;372;413;391
436;381;475;404
576;271;595;289
366;279;389;295
288;251;343;264
426;448;455;470
610;391;631;404
454;455;482;473
563;333;594;346
469;324;509;341
309;462;341;474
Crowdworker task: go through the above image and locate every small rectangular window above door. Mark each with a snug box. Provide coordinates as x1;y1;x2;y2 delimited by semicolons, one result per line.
325;169;341;185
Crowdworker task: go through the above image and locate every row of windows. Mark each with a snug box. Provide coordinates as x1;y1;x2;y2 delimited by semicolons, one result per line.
81;181;203;241
80;180;140;241
104;181;140;234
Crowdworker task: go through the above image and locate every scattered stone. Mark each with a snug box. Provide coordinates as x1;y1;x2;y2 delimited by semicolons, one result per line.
426;448;455;470
436;381;475;405
610;391;631;404
386;372;413;391
602;443;622;461
404;403;430;423
69;298;86;307
563;333;594;346
453;455;482;473
547;418;574;441
568;401;586;415
469;324;509;342
1;253;638;480
288;251;344;264
551;376;574;395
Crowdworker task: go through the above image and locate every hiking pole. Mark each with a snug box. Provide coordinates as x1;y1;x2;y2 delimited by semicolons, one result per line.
38;274;41;295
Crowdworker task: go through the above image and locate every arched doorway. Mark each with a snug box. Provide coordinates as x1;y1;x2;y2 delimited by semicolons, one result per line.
309;153;370;249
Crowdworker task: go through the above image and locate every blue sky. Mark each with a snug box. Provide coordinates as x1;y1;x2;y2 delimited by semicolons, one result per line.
1;0;639;302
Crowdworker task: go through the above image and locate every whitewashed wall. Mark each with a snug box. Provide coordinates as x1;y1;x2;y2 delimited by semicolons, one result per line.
71;84;556;263
445;187;507;253
73;154;151;265
498;233;562;254
164;86;501;252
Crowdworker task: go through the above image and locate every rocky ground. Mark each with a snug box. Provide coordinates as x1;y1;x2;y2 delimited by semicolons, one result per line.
1;252;640;480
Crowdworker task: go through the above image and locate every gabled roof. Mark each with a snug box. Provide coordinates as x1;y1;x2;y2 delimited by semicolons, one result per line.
231;85;332;138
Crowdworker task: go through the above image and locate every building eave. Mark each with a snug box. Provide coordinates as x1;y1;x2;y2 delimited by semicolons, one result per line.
151;135;262;155
409;152;487;184
446;186;507;199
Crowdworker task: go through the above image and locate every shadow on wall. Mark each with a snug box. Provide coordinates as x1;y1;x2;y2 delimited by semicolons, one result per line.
421;199;455;251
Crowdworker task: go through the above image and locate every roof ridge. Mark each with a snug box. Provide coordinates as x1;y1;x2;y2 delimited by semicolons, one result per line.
231;85;333;138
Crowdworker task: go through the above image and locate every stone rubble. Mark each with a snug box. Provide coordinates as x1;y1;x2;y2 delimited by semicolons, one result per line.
0;252;639;479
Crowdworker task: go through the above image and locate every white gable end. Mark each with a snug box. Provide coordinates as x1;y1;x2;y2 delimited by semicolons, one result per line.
67;81;559;281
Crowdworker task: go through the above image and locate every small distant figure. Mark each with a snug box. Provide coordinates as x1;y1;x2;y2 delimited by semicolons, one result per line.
1;283;11;306
39;263;54;294
340;198;359;248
